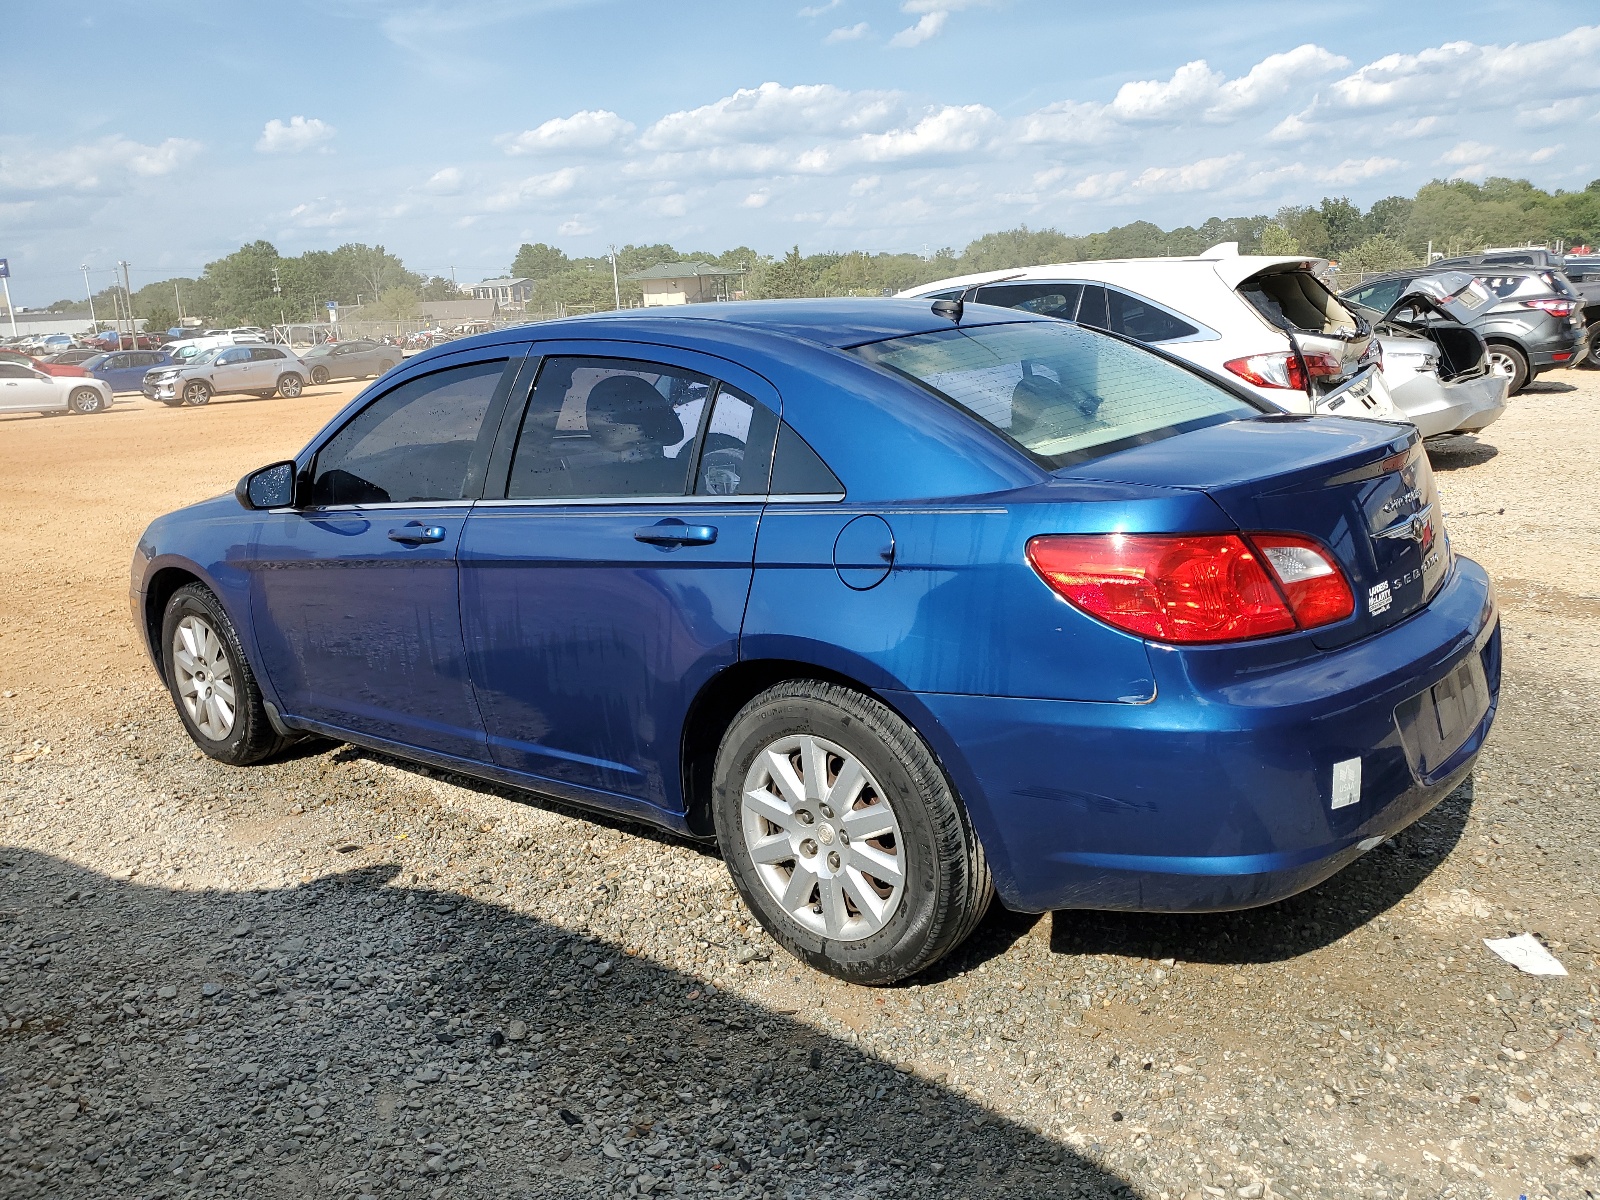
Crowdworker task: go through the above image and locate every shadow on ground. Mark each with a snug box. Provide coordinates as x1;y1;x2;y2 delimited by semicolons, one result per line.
1047;781;1475;967
1426;435;1499;471
0;847;1136;1199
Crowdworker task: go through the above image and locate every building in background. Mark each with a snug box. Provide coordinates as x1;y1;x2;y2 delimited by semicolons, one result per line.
626;262;745;306
470;277;535;309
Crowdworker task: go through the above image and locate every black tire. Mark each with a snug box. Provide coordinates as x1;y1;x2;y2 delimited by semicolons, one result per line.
1486;342;1529;394
712;680;992;985
67;387;104;415
183;380;212;407
378;359;395;374
1587;338;1600;369
310;366;329;385
160;583;287;766
276;373;303;398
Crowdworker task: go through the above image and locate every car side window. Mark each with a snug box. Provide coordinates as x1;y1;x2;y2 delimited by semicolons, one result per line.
506;356;712;500
770;423;843;495
1075;285;1110;331
251;348;284;361
1105;289;1198;343
975;282;1083;320
217;348;249;365
106;354;129;369
695;386;778;496
308;359;510;506
0;363;30;379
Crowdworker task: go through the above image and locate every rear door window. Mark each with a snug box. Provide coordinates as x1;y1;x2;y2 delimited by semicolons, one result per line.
1075;285;1110;331
694;386;778;496
506;357;712;499
309;359;512;505
1105;289;1199;343
974;282;1082;320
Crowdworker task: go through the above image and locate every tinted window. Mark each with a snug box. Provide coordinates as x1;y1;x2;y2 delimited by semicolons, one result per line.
695;386;778;496
975;282;1082;320
250;348;285;361
1106;289;1198;343
853;321;1257;469
309;359;508;505
215;348;250;365
1484;254;1534;265
507;357;712;499
0;363;31;379
770;424;843;495
1075;285;1110;330
1347;278;1409;313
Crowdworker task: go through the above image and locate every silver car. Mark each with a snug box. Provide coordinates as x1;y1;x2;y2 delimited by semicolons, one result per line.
0;360;115;416
143;345;307;407
298;339;399;385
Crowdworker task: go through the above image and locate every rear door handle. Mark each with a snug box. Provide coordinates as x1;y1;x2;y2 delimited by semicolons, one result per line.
634;519;718;547
388;523;446;544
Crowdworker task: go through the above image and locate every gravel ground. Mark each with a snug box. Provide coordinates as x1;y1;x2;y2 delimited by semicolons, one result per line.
2;371;1599;1200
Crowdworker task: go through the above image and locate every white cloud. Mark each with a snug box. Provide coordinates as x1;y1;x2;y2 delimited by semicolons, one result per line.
848;174;880;195
889;12;945;47
557;215;596;236
484;167;581;211
286;199;349;228
1130;153;1245;195
642;83;901;152
256;116;335;154
423;167;463;194
501;110;634;155
797;0;842;15
1517;96;1591;127
742;189;771;208
0;136;201;191
825;22;869;42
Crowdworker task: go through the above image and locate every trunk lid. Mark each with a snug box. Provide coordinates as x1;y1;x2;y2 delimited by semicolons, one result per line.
1230;262;1380;405
1374;273;1493;383
1061;415;1449;648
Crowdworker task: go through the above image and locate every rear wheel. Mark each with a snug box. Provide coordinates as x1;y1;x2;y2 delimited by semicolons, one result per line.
310;366;330;385
1486;342;1529;394
67;388;104;414
276;373;303;398
712;680;992;985
378;359;395;374
182;380;212;407
1587;338;1600;369
161;583;288;765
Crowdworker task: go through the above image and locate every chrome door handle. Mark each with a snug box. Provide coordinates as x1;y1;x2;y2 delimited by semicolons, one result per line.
634;519;718;547
388;524;446;544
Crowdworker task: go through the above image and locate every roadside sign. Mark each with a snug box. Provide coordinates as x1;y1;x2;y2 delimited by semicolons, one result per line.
326;301;337;310
0;259;9;278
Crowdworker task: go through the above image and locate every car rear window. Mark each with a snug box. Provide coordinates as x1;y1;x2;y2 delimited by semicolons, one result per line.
851;321;1258;468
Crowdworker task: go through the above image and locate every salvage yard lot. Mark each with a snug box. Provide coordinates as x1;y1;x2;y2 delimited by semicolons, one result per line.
2;376;1598;1199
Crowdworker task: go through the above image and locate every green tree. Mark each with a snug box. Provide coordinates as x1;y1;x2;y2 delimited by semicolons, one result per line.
510;243;570;280
1259;225;1302;255
1318;197;1366;257
375;286;420;321
1339;234;1420;275
759;247;814;298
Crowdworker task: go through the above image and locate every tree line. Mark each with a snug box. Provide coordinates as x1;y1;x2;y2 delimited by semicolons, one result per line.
46;176;1600;326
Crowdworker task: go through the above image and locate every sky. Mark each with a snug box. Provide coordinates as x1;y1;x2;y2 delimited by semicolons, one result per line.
1;0;1597;306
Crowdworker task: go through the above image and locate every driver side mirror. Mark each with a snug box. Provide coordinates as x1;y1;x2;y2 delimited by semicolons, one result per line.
236;460;297;510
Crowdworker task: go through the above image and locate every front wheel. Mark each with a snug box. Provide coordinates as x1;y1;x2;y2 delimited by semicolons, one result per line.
310;366;330;385
1587;338;1600;369
712;680;992;985
182;380;212;406
276;373;303;398
68;388;104;414
161;584;288;765
1486;343;1529;394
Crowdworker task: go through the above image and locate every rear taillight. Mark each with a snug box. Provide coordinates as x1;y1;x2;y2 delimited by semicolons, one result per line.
1223;350;1341;391
1523;298;1577;316
1026;532;1354;644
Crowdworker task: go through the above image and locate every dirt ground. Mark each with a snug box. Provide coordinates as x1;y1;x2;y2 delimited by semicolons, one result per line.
1;372;1598;1200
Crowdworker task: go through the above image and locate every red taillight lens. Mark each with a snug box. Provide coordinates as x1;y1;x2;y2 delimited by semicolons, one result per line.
1027;532;1353;644
1222;350;1341;391
1523;298;1576;316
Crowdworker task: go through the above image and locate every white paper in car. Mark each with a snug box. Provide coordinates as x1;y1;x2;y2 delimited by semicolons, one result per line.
1483;933;1567;976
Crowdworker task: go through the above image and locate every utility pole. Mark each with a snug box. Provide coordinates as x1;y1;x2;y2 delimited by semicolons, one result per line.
0;261;15;338
609;244;621;310
80;264;98;332
118;261;136;341
174;281;185;325
271;266;285;329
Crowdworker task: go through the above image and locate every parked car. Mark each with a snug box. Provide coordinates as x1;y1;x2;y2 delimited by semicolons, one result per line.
298;339;398;385
0;349;91;378
142;345;306;406
131;299;1499;983
82;349;176;393
164;332;266;367
90;331;162;351
40;348;102;367
1546;254;1600;365
1339;272;1508;439
0;360;114;415
1341;266;1589;393
899;247;1403;421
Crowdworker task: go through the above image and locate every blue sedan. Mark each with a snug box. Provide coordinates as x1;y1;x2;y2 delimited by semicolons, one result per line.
130;299;1499;983
84;348;175;393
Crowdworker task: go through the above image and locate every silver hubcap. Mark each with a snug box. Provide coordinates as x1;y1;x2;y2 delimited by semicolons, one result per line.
741;733;905;941
1487;350;1517;379
173;615;236;740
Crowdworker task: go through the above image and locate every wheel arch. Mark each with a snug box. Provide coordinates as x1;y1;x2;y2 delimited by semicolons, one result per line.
141;564;207;674
677;657;987;849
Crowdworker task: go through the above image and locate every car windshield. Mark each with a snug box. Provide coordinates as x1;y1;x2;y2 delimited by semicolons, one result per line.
851;320;1259;468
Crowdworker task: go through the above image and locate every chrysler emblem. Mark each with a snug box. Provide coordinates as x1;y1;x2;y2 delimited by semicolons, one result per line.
1373;502;1433;544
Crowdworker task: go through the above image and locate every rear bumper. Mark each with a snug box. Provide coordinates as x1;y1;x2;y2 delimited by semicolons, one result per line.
896;557;1499;913
1528;325;1586;369
1392;372;1508;438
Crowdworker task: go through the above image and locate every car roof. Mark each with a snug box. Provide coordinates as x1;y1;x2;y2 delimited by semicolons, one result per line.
415;297;1047;359
899;249;1327;298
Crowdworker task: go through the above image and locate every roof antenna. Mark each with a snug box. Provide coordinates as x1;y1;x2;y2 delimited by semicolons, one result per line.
930;298;963;323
